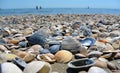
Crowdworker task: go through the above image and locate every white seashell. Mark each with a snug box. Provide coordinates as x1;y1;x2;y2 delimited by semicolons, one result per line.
1;62;23;73
88;66;107;73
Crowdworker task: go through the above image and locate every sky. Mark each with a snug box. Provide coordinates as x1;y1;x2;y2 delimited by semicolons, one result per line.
0;0;120;9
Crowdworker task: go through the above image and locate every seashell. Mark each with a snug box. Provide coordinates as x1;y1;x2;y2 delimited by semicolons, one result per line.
48;45;61;54
79;38;95;47
37;27;50;38
61;37;81;53
88;45;98;52
74;53;86;59
22;53;35;63
19;41;27;48
2;27;11;37
98;39;108;44
40;49;50;54
112;42;120;50
26;32;49;48
79;46;88;56
7;39;19;45
68;58;95;70
78;71;87;73
11;29;18;34
94;41;106;51
12;50;35;62
48;40;60;46
114;52;120;59
94;60;107;68
88;51;103;58
22;28;33;35
38;53;56;63
88;66;107;73
107;62;117;70
103;43;114;51
0;39;7;45
100;53;112;59
0;44;8;52
0;53;17;61
13;57;27;70
1;62;23;73
98;58;108;63
28;45;43;54
23;61;52;73
55;50;73;63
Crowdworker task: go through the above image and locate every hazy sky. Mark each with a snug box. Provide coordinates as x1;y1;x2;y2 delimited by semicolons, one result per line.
0;0;120;9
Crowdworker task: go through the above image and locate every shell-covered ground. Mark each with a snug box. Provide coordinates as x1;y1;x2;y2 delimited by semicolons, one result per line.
0;14;120;73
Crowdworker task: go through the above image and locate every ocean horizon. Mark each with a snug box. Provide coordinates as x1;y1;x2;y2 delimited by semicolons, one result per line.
0;8;120;16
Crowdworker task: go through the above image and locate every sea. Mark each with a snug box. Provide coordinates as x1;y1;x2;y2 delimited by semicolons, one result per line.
0;8;120;16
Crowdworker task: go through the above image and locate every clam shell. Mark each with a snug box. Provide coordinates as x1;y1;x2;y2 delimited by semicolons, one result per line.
23;61;52;73
55;50;73;63
88;51;103;58
40;49;50;54
19;41;27;48
7;39;19;45
94;60;107;68
74;53;86;59
38;53;56;63
28;45;43;54
88;66;107;73
22;28;33;35
26;32;48;48
61;37;81;53
68;58;95;70
80;38;95;47
1;62;23;73
0;44;8;52
107;62;117;70
48;45;60;54
0;53;17;62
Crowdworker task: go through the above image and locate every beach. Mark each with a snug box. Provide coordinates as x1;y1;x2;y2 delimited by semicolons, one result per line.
0;14;120;73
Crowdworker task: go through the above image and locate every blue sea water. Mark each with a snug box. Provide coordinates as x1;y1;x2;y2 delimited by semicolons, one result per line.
0;8;120;16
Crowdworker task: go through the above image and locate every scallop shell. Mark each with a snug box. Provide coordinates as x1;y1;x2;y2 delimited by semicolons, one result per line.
55;50;73;63
88;66;107;73
1;62;23;73
23;61;52;73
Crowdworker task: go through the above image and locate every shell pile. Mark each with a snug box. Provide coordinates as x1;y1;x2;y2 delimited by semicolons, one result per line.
0;14;120;73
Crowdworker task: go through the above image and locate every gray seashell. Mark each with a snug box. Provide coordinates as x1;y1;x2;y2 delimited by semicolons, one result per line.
88;66;107;73
48;45;61;54
61;37;81;53
26;32;49;48
1;62;23;73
